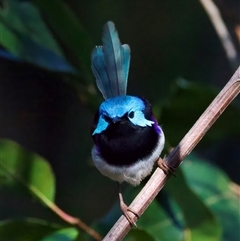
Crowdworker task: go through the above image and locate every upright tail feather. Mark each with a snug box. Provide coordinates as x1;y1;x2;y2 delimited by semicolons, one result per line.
91;21;131;100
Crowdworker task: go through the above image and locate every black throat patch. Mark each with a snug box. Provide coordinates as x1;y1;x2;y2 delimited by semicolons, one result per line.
91;96;160;166
93;119;159;166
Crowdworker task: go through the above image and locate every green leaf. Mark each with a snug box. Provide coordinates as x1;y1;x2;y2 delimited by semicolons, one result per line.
0;0;75;73
0;219;61;241
165;165;222;241
31;0;93;82
182;156;240;241
0;21;19;54
0;139;55;203
124;228;156;241
137;197;183;241
0;0;61;54
161;78;240;146
40;227;79;241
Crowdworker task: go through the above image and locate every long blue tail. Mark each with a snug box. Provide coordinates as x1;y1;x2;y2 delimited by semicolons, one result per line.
91;21;130;99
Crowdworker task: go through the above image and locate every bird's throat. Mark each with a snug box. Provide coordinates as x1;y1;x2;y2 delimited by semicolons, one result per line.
94;122;159;167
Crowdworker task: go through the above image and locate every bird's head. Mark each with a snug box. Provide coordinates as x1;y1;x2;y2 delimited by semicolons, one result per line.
92;95;155;136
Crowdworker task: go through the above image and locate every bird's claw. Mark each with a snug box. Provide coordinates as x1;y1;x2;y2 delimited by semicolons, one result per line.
120;202;139;226
158;158;175;176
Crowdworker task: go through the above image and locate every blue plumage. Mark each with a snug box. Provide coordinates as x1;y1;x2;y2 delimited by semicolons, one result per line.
90;21;165;225
92;95;154;135
91;20;165;183
91;21;130;99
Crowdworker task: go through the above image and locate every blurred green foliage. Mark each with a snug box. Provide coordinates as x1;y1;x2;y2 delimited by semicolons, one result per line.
94;156;239;241
0;219;61;241
1;0;239;240
0;140;55;202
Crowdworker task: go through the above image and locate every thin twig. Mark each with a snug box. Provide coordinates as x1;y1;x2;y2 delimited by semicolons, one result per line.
229;182;240;198
0;162;103;241
103;67;240;241
199;0;239;70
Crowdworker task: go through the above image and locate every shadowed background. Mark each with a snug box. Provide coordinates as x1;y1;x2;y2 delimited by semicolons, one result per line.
1;0;240;240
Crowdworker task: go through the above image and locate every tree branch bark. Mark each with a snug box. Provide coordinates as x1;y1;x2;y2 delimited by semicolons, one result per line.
103;66;240;241
199;0;238;70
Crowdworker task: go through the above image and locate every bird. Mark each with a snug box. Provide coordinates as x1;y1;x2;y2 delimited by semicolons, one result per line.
90;21;168;225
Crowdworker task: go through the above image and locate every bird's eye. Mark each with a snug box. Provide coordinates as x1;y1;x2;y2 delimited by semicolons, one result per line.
128;111;134;119
103;114;112;123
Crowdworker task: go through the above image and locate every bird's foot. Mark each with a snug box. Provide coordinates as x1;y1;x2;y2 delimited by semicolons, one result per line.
158;158;176;176
120;201;139;226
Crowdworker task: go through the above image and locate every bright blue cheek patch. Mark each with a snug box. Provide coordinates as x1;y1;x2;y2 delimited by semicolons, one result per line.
130;111;154;127
92;116;109;135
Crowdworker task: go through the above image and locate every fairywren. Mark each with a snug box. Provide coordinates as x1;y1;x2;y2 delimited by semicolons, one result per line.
91;21;165;225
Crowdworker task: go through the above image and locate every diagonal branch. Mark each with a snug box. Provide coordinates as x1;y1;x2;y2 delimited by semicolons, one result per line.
103;66;240;241
199;0;238;70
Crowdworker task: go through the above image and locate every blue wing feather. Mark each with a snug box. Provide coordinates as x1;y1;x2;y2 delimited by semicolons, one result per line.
91;21;130;99
91;47;112;99
121;44;131;91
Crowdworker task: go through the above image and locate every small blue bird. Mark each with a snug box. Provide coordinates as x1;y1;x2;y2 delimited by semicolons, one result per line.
91;21;166;225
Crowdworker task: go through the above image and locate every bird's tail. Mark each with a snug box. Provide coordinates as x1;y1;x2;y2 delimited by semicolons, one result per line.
91;21;131;99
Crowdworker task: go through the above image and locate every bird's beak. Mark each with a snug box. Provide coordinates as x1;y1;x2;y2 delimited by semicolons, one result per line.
112;117;122;123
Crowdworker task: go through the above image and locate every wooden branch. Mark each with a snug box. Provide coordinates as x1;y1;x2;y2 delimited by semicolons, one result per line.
199;0;238;70
103;66;240;241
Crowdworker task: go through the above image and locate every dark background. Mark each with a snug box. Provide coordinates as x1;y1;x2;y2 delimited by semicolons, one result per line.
1;0;240;229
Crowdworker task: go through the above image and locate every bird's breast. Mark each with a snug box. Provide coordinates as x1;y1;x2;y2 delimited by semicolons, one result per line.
93;121;160;167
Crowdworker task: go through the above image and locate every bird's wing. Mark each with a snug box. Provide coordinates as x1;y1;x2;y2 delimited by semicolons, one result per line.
91;21;130;99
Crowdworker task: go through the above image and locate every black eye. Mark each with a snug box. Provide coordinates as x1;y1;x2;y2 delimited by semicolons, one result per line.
128;111;134;118
103;114;112;123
